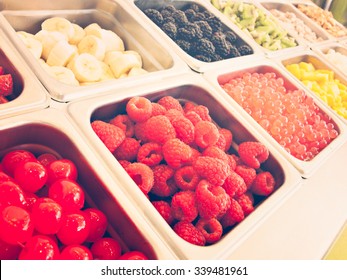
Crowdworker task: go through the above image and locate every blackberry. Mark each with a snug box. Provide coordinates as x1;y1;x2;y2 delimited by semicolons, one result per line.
188;3;201;13
188;22;203;39
228;45;241;58
162;22;177;39
194;54;212;62
161;5;176;14
203;11;214;18
195;21;213;38
144;8;163;26
176;39;191;53
211;32;230;58
173;10;188;27
209;53;223;62
177;26;196;41
206;16;223;32
162;16;176;24
161;9;173;19
193;12;206;21
238;45;253;56
184;9;196;21
193;38;215;57
225;30;238;43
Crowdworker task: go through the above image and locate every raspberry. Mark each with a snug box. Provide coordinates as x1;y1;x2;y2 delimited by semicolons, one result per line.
126;96;152;123
184;110;202;125
137;142;163;167
184;147;201;166
170;116;195;145
194;156;230;186
173;221;206;246
215;133;227;151
183;101;196;113
202;146;229;165
152;201;174;225
234;165;256;188
144;115;176;145
220;198;245;228
196;218;223;244
162;139;192;169
165;109;183;121
151;164;177;197
109;115;135;138
195;180;231;219
174;166;200;191
230;154;243;166
113;137;140;162
222;171;247;198
157;96;184;113
251;171;275;196
91;120;125;153
171;191;198;222
218;128;233;152
238;141;269;169
194;121;220;149
134;122;149;143
151;102;166;116
118;160;130;169
125;162;154;194
227;154;237;171
186;105;212;122
235;192;254;216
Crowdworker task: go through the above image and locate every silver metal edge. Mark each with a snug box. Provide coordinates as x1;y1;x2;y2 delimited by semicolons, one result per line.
0;107;177;260
65;72;303;259
202;56;347;178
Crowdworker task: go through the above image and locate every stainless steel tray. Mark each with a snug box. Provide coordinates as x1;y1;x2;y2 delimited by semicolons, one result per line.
206;0;307;58
291;1;347;40
279;49;347;125
203;57;347;178
259;1;330;45
67;73;302;259
0;0;189;102
311;42;347;80
128;0;263;73
0;108;176;260
0;26;50;119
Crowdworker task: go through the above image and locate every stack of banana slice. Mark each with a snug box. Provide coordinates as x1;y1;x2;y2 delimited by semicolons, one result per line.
16;17;148;86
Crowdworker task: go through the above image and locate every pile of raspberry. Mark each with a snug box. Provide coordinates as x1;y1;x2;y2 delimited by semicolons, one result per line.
91;95;276;246
142;3;253;62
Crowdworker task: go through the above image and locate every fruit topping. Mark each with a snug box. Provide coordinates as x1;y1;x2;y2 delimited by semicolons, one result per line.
143;3;254;62
0;149;149;260
91;95;277;246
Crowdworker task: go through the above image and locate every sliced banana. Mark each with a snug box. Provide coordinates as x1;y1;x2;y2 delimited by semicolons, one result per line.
84;23;102;35
124;50;142;68
103;50;123;66
78;35;106;61
99;61;116;81
47;40;77;67
41;17;75;41
98;29;125;52
128;67;148;77
17;31;42;59
47;65;79;86
69;53;102;83
69;23;86;45
35;30;68;60
106;52;142;78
